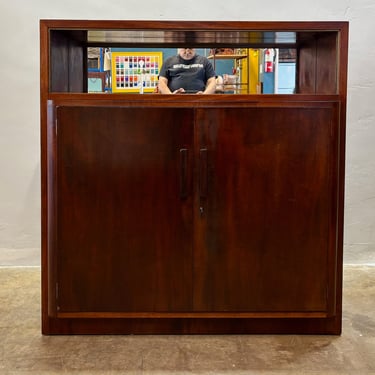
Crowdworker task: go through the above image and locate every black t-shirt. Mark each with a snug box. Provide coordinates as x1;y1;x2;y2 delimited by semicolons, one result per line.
159;54;216;93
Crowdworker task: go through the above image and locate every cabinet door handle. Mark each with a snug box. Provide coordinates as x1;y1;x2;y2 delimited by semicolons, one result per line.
199;148;208;199
180;148;188;199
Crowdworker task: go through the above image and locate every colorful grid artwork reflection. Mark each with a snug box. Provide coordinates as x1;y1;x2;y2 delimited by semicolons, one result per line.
111;52;163;93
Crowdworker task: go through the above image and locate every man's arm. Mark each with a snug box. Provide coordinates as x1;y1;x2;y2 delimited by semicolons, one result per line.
158;76;185;94
200;76;216;95
158;76;172;94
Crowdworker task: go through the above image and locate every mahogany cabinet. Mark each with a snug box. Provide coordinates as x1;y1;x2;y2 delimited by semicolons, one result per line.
40;20;348;334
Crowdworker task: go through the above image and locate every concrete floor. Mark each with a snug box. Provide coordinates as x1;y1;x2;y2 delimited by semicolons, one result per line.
0;249;375;374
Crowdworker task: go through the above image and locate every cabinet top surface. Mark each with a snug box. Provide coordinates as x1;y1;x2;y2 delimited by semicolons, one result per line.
40;19;348;29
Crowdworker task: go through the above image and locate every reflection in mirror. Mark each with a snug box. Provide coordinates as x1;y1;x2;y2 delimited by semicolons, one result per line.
87;47;296;94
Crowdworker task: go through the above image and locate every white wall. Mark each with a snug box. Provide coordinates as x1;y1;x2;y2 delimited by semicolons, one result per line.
0;0;374;263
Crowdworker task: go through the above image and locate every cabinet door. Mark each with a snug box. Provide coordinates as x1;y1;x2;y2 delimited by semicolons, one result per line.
194;104;339;314
54;106;194;313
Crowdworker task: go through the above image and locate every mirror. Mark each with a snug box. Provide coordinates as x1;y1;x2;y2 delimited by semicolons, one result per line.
87;47;296;94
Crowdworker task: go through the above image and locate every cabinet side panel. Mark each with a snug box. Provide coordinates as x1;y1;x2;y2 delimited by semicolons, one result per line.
42;101;58;333
316;33;338;94
50;31;86;92
50;32;69;92
297;39;317;94
297;33;338;94
69;35;87;92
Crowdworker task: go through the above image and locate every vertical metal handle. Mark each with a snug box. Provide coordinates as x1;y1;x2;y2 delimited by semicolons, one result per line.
199;148;208;199
180;148;188;199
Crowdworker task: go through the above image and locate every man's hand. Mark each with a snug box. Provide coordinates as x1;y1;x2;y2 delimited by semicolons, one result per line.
172;88;185;94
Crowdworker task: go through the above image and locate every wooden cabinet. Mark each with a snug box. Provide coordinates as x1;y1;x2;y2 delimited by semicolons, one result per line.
40;20;348;334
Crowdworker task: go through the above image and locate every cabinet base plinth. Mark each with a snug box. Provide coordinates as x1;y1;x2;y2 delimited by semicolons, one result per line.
43;316;341;335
